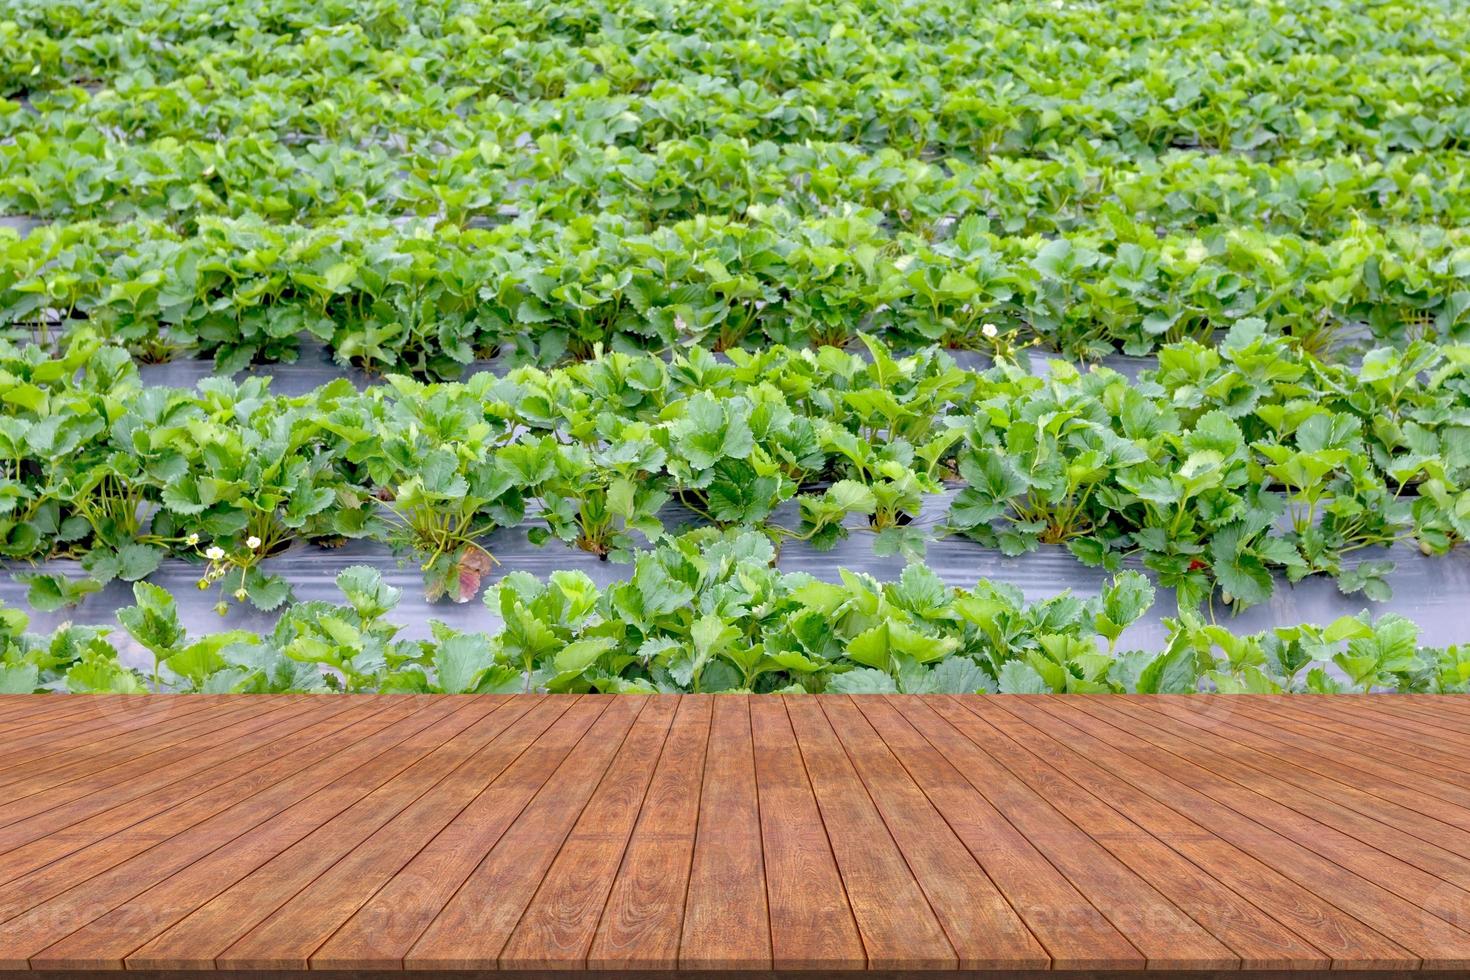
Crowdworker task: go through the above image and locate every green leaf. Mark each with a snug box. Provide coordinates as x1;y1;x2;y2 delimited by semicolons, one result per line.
165;632;253;688
1135;641;1199;694
116;581;184;656
997;660;1050;694
827;667;899;694
554;637;616;675
0;663;40;693
17;573;102;612
65;656;147;694
925;657;995;694
433;633;496;693
1094;571;1155;644
84;543;164;584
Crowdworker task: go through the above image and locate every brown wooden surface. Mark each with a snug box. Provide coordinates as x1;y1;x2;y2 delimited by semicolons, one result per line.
2;693;1470;974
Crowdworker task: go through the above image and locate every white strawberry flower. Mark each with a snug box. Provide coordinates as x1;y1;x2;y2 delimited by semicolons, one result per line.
982;322;999;338
205;546;226;561
246;535;262;550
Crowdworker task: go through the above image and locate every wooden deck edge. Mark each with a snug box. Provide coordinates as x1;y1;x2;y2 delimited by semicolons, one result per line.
11;971;1442;979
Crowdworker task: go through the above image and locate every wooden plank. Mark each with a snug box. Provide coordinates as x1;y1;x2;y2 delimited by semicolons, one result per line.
0;695;57;724
0;698;387;902
309;697;607;970
1133;695;1470;846
126;697;534;970
1392;694;1470;722
784;696;957;970
0;694;222;749
2;693;1470;974
678;695;771;970
1075;698;1470;912
0;698;364;881
1272;694;1470;755
1031;696;1470;968
0;696;118;733
747;697;863;971
215;696;569;971
0;698;279;797
1249;697;1470;787
0;696;300;825
1308;692;1470;724
27;697;485;971
1195;697;1470;816
820;696;1048;970
929;696;1323;975
0;695;265;790
895;696;1238;971
981;696;1393;963
854;696;1143;971
0;696;222;771
498;696;678;969
0;696;435;969
587;695;711;970
403;696;648;971
1340;696;1470;739
0;695;145;733
988;696;1413;968
937;696;1312;969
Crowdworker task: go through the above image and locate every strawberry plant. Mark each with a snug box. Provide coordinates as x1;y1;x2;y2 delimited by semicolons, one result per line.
6;528;1465;695
5;0;1470;668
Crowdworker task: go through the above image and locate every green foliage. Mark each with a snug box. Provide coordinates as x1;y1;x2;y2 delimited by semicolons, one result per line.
2;328;1468;610
946;328;1470;610
5;530;1464;696
2;0;1470;368
3;0;1470;695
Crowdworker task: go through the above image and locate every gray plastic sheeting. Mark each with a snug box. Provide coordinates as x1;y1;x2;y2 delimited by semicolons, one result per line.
0;215;46;235
130;342;1152;393
5;487;1468;674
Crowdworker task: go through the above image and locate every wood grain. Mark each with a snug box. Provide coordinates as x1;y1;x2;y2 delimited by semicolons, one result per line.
1;693;1468;974
403;696;647;971
820;696;1047;970
678;695;771;970
855;696;1142;970
749;697;863;970
127;697;531;970
587;695;711;970
784;696;956;970
310;696;605;970
1039;695;1470;968
989;695;1410;967
903;696;1238;971
219;696;562;971
499;696;677;969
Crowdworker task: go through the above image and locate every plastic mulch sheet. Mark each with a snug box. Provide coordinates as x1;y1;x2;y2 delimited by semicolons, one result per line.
6;486;1467;673
128;341;1154;393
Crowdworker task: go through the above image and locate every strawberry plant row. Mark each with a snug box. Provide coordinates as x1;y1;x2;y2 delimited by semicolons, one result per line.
4;211;1466;373
3;527;1464;696
2;326;1467;616
9;0;1458;78
5;0;1467;157
3;133;1466;237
